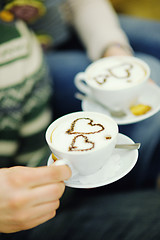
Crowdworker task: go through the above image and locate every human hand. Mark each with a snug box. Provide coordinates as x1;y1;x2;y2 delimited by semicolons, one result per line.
0;165;71;233
103;43;133;58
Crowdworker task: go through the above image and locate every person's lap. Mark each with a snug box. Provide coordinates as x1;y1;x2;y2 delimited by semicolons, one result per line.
45;51;91;120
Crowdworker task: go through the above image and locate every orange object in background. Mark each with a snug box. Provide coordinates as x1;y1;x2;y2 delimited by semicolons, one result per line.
0;10;14;22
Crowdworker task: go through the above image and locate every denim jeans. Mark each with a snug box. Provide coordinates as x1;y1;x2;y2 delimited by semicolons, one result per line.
119;14;160;60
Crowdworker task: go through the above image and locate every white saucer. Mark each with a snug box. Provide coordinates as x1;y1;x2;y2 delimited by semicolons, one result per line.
81;82;160;125
47;133;138;189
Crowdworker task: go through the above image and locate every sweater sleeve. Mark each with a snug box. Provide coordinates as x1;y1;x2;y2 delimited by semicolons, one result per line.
67;0;132;61
0;20;52;168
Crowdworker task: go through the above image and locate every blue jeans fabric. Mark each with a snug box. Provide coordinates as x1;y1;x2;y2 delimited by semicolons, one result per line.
119;15;160;60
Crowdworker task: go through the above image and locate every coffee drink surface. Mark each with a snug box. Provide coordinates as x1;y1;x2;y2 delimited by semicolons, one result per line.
50;112;117;153
87;57;148;90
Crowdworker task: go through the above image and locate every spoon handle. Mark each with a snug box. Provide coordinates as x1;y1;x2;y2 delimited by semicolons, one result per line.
75;92;126;118
115;143;141;150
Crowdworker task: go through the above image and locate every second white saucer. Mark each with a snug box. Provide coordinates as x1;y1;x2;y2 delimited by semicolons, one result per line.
81;82;160;125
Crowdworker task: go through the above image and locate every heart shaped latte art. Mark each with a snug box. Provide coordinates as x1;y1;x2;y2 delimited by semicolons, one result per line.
66;117;105;135
68;134;95;152
94;74;109;85
108;63;133;79
93;63;133;85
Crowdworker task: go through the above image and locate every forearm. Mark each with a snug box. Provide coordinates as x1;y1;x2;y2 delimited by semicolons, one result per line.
68;0;131;60
103;43;133;57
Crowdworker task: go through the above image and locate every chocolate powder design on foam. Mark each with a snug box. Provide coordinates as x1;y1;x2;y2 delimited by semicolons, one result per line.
68;134;95;152
94;63;133;85
66;118;105;135
94;75;109;85
108;63;133;79
105;136;112;140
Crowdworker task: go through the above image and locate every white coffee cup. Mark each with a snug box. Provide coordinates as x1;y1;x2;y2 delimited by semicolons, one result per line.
74;56;150;110
46;111;118;176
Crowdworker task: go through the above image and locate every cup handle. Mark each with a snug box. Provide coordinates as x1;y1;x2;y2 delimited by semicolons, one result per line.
74;72;91;96
54;159;78;177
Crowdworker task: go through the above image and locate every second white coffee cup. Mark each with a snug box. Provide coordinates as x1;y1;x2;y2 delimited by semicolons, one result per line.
74;56;150;111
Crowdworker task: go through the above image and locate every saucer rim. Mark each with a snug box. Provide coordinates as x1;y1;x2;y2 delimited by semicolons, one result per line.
81;81;160;125
47;133;138;189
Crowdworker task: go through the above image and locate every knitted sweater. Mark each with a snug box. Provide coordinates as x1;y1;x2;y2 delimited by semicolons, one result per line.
0;20;52;168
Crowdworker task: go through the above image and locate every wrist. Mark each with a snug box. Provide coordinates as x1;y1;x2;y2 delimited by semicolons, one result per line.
102;43;133;58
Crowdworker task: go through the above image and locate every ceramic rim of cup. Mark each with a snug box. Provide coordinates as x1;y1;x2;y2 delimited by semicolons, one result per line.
45;111;119;155
84;56;150;92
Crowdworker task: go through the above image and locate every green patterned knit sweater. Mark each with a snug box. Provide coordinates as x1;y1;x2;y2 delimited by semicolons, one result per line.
0;20;52;168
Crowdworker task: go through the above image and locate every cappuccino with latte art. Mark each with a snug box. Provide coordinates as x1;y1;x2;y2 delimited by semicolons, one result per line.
46;112;118;176
49;113;117;153
75;56;150;110
88;58;147;90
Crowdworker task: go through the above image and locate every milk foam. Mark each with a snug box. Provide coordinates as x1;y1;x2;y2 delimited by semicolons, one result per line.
50;113;117;153
87;57;147;90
